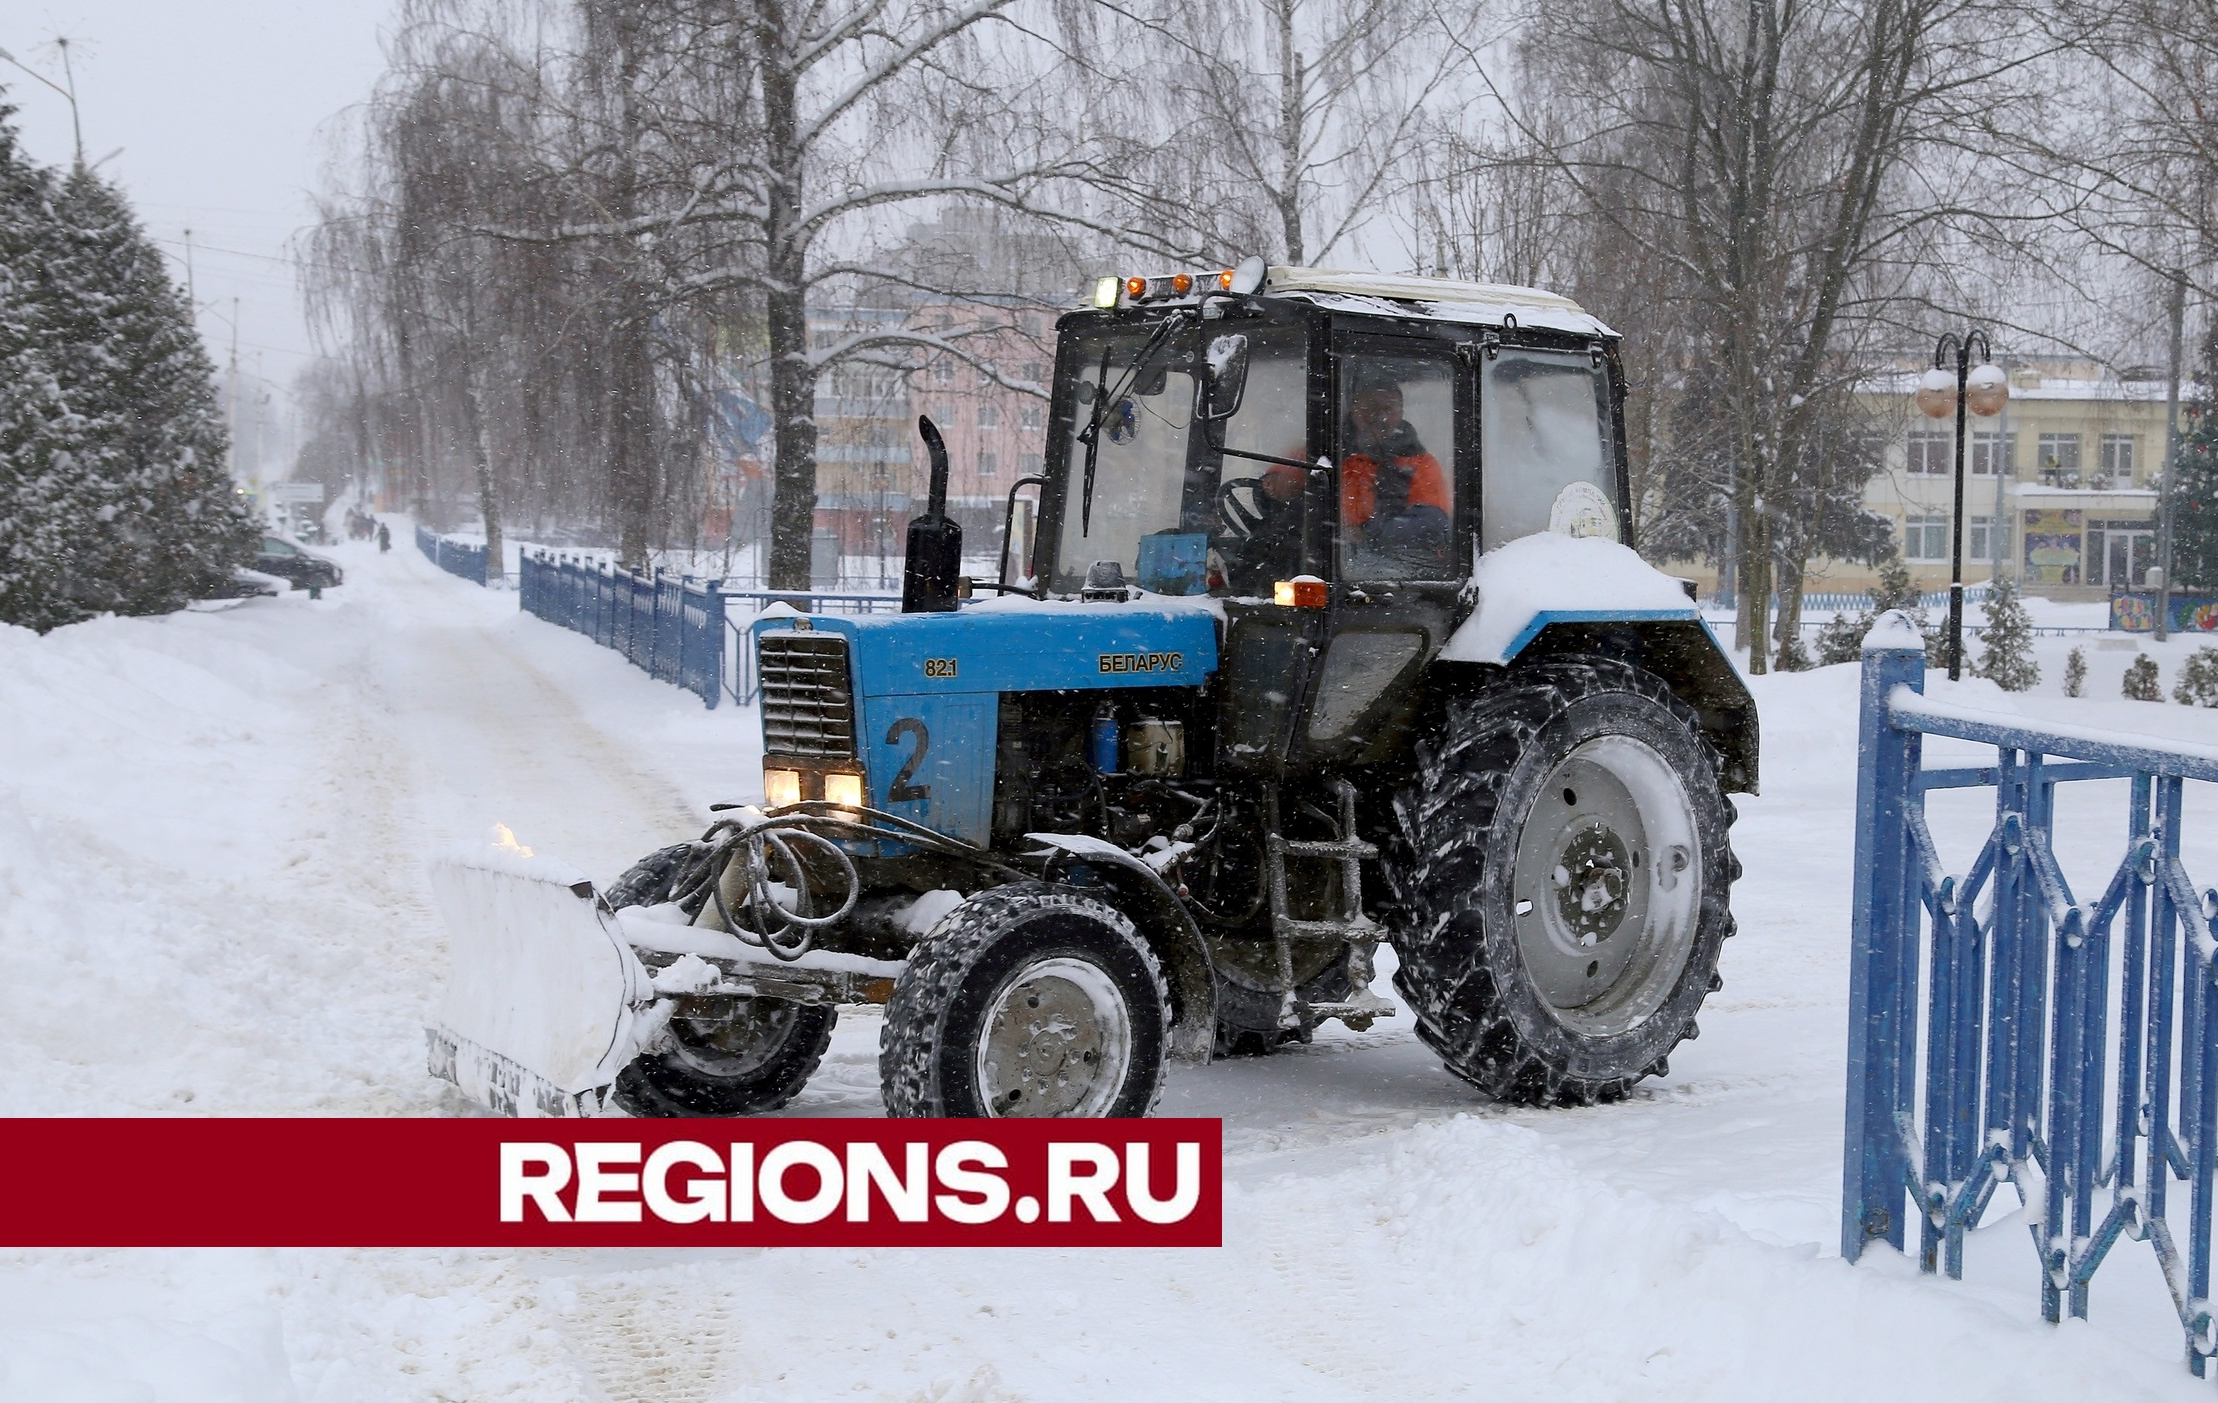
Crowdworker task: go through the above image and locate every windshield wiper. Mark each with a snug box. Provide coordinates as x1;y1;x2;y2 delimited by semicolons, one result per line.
1074;310;1191;536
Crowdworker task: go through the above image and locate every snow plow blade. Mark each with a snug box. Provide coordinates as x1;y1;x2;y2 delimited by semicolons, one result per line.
426;853;652;1116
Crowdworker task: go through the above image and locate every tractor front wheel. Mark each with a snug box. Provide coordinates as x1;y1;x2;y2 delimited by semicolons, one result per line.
605;841;835;1117
1387;655;1737;1105
880;882;1169;1117
613;999;836;1116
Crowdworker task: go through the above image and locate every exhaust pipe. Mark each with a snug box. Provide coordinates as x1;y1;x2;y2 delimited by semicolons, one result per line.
902;415;962;613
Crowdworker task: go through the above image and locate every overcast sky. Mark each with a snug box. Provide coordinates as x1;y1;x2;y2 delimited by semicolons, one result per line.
5;2;393;432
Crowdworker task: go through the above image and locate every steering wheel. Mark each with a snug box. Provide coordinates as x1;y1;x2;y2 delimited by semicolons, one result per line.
1216;477;1270;541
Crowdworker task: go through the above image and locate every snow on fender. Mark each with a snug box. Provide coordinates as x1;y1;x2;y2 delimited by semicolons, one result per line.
1440;533;1704;667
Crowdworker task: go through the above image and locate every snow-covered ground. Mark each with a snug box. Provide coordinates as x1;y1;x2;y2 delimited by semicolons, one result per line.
5;534;2218;1400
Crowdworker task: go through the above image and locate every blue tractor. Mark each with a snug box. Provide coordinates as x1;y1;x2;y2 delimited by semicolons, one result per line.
428;262;1756;1120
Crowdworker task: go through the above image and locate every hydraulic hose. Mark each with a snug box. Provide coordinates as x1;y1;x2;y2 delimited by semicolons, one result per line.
679;802;1027;961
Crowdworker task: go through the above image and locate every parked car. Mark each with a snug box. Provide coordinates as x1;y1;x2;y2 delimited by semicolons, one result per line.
255;536;343;591
195;569;285;601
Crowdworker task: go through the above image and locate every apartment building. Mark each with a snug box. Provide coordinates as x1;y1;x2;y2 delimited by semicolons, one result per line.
904;298;1054;568
1773;356;2186;601
1856;357;2181;599
809;307;918;582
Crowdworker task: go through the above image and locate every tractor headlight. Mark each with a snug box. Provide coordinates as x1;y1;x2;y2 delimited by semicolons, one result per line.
824;772;864;809
1093;275;1120;309
764;767;802;809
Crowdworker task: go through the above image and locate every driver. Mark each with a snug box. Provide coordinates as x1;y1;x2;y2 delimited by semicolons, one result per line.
1255;365;1450;568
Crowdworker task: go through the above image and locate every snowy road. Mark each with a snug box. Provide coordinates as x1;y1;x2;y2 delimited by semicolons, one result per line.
2;534;2214;1400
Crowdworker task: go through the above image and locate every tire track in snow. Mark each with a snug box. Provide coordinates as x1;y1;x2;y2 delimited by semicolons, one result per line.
546;1270;757;1403
362;547;701;877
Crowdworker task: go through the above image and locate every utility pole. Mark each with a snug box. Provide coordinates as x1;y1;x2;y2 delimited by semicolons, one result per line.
228;297;242;483
253;352;267;483
182;227;195;305
2157;272;2185;642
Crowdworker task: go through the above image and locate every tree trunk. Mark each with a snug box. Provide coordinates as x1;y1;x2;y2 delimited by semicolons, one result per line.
759;0;819;594
462;369;504;585
1772;550;1803;655
609;311;655;567
765;272;818;592
1742;524;1772;673
607;7;656;570
1275;0;1304;264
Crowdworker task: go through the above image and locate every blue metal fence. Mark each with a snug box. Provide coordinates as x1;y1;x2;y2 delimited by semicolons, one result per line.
1845;615;2218;1373
722;591;902;705
519;550;731;708
1716;586;1992;614
415;525;490;584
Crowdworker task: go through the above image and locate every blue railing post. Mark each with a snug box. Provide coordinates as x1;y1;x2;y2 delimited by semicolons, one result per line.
1845;613;1928;1261
1843;604;2218;1372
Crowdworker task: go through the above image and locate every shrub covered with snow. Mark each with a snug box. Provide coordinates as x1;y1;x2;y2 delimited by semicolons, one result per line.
0;108;254;632
1773;629;1813;671
2174;646;2218;707
2063;645;2087;697
2123;654;2163;701
1813;557;1922;667
1974;576;2039;691
1813;612;1864;665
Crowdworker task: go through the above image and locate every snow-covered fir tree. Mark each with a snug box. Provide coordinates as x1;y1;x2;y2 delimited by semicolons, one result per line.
1773;629;1813;671
0;103;252;632
0;103;78;631
2124;654;2163;701
2175;647;2218;707
1812;610;1864;666
2063;645;2087;697
1974;575;2039;691
1871;556;1921;614
1815;555;1922;665
2169;335;2218;590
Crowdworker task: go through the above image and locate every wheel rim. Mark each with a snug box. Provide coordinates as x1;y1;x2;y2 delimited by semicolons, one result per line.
666;999;807;1079
974;956;1133;1117
1510;734;1702;1036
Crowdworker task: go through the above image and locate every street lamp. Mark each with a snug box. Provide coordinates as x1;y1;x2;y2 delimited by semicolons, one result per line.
0;42;84;168
1914;331;2010;680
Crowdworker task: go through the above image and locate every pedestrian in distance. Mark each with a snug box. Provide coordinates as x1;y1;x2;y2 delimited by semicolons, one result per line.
377;522;390;553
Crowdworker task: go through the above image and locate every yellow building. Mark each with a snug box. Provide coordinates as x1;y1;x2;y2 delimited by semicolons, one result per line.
1845;357;2181;601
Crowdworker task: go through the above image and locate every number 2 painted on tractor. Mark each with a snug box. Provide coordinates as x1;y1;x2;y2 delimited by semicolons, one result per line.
886;718;931;803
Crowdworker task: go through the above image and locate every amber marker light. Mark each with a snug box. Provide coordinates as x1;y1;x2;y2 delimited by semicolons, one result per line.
824;773;865;808
1170;273;1193;295
764;768;802;808
1273;576;1328;608
1218;268;1235;289
1125;275;1149;300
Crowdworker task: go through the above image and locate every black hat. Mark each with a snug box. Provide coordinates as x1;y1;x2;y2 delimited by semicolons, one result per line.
1348;364;1405;399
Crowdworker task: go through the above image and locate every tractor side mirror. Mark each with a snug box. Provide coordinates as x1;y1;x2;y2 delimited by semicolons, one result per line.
1201;333;1251;422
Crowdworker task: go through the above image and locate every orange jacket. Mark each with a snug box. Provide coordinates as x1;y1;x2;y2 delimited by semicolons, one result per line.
1261;450;1450;526
1340;449;1450;527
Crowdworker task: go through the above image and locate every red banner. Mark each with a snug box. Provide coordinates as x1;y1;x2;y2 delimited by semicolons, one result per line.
0;1119;1222;1248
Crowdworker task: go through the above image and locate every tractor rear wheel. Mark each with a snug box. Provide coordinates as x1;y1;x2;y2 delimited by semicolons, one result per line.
1386;655;1737;1106
880;882;1169;1117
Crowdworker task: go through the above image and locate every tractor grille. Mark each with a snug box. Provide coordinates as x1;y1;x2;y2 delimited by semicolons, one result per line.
759;632;856;759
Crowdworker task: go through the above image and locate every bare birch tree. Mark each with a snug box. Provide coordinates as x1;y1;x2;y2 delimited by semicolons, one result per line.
1086;0;1468;265
1483;0;2074;670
